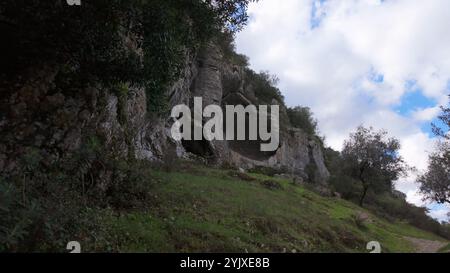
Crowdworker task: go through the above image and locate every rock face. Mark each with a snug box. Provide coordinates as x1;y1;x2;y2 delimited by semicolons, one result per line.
0;43;329;185
170;43;330;184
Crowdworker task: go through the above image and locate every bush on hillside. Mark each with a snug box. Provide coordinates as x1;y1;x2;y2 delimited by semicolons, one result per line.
0;136;156;251
245;70;284;105
287;106;318;135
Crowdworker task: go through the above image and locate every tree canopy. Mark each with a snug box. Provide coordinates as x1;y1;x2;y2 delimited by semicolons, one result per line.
287;106;318;135
420;96;450;204
342;126;408;206
432;95;450;140
419;142;450;204
0;0;256;113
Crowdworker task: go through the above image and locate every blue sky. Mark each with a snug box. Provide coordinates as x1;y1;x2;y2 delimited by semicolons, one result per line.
236;0;450;221
310;0;327;29
396;87;438;136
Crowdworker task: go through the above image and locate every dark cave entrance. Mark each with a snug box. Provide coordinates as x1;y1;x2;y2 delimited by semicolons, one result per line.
223;93;279;161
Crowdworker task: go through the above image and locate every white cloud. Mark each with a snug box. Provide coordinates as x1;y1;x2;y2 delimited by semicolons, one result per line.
428;205;450;223
411;106;441;122
236;0;450;219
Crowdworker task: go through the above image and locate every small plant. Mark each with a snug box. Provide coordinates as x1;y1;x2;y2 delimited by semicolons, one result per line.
260;180;282;190
228;170;256;181
105;160;154;210
304;162;317;183
0;180;39;251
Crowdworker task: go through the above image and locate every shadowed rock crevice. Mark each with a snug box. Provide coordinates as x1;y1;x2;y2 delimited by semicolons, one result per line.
181;139;214;158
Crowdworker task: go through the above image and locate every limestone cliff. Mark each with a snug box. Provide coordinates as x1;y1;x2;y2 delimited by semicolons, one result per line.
0;43;329;185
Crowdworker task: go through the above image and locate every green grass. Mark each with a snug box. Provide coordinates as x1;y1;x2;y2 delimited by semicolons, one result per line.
81;164;448;253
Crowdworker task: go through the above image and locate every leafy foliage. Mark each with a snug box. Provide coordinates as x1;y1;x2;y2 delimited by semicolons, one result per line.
0;180;41;251
0;0;144;88
341;126;408;206
287;106;318;135
419;141;450;204
0;136;155;251
245;70;284;104
216;31;249;66
420;96;450;204
0;0;255;113
143;0;216;113
432;95;450;140
205;0;257;32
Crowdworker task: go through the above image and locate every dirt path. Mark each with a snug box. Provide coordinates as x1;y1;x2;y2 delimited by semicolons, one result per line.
404;236;448;253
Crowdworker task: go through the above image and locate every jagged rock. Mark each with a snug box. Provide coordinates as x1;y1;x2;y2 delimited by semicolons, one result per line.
333;192;342;199
62;128;81;152
0;41;330;190
169;44;330;184
45;93;65;108
78;109;91;122
355;212;372;224
292;176;304;186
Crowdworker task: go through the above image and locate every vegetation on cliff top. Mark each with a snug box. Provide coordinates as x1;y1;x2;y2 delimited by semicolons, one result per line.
0;0;256;113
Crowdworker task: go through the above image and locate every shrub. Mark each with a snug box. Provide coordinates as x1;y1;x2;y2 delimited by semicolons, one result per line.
0;166;87;252
105;160;154;210
0;136;157;251
245;70;284;105
287;106;318;135
0;180;40;252
216;31;249;67
328;174;362;202
260;180;282;190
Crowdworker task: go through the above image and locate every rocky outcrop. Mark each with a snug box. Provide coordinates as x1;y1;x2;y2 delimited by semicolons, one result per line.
0;43;329;185
162;43;330;184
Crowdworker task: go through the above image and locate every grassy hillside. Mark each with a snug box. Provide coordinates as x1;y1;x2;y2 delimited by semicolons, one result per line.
79;163;448;253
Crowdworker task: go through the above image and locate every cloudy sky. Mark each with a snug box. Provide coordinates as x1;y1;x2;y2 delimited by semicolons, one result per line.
235;0;450;221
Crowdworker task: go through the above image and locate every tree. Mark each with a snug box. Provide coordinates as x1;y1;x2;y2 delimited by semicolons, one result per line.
432;94;450;140
0;0;257;113
245;70;284;104
287;106;318;135
205;0;258;32
342;126;408;207
418;142;450;204
419;95;450;204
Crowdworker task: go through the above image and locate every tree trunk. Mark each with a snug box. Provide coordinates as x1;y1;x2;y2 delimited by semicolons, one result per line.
358;164;368;207
359;185;369;207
